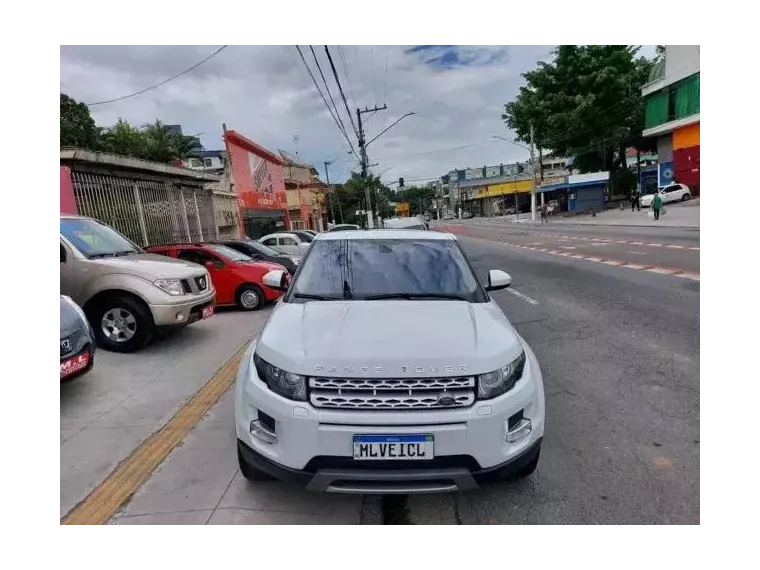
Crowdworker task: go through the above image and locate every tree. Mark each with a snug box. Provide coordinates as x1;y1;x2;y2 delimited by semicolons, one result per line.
502;46;653;191
100;118;147;158
60;94;99;149
397;185;437;216
142;120;179;163
334;172;392;226
173;134;203;160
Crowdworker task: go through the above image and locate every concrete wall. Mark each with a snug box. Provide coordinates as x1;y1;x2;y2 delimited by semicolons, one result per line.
665;46;700;81
657;134;673;162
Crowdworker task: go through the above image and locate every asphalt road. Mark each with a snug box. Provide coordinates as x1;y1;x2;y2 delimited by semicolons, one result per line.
403;233;700;524
439;219;700;275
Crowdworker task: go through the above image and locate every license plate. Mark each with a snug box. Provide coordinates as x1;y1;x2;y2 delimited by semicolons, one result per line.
353;434;434;460
202;305;214;319
60;352;90;379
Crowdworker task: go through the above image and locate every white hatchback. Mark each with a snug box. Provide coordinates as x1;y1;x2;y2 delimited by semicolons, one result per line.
235;229;546;493
640;183;692;207
259;232;311;256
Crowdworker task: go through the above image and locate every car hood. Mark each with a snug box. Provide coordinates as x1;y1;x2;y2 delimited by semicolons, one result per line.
88;253;205;280
256;300;523;377
640;194;655;204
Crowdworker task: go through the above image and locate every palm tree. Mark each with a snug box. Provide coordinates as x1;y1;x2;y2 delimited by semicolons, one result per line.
173;134;204;160
142;120;177;163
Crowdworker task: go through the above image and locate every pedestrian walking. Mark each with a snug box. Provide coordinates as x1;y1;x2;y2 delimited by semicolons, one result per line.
630;191;637;212
635;191;641;211
540;203;548;224
652;193;663;221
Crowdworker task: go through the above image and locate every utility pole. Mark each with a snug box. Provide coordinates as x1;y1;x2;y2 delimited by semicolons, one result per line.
530;122;537;223
357;104;387;228
324;161;336;226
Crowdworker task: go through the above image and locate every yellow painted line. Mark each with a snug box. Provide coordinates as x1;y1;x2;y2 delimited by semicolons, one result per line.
62;340;251;525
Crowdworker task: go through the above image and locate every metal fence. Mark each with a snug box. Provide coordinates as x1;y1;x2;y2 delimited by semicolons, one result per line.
70;170;219;247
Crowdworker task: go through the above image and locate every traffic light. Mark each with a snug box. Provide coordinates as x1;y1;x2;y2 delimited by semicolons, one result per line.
399;177;404;188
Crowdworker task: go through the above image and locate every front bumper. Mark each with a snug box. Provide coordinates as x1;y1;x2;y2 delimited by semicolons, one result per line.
238;436;541;493
150;288;216;326
234;339;546;493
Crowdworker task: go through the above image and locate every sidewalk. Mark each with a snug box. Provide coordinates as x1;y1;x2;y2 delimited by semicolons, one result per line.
516;199;700;229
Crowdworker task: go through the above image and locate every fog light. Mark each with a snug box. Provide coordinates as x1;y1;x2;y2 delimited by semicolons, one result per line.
250;420;277;444
506;418;532;443
175;312;185;322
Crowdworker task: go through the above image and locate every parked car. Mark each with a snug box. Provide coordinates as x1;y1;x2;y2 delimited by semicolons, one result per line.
299;229;319;237
221;238;299;275
640;183;691;207
326;224;361;232
290;230;316;243
234;230;546;491
61;214;216;353
60;295;96;381
462;211;473;219
146;243;285;311
443;212;455;220
259;232;312;256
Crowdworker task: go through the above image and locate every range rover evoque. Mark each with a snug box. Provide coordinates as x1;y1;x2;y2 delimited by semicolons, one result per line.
234;229;545;493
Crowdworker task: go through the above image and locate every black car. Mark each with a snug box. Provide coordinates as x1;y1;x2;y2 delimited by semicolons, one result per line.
221;238;299;275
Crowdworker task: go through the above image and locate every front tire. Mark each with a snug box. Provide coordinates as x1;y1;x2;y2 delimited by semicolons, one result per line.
90;295;153;353
238;446;276;481
236;284;264;311
681;193;691;201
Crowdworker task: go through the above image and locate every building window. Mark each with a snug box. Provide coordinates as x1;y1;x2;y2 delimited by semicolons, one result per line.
204;158;213;167
190;158;202;167
645;73;699;129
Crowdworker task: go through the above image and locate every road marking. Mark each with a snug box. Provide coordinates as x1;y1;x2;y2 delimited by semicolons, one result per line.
559;246;576;250
61;340;252;525
507;288;539;305
626;251;646;255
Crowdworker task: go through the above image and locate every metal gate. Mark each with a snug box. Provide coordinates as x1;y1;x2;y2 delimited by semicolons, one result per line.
70;170;218;247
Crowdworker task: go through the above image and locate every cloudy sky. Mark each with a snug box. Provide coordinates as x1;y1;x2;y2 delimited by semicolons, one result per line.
60;45;653;184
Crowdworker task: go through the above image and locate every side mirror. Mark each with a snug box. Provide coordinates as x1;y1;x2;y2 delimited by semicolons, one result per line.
55;244;66;265
206;260;224;270
263;269;290;291
486;269;512;292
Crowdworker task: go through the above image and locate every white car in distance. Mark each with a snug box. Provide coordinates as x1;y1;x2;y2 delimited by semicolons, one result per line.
235;229;546;493
259;232;311;256
640;183;692;207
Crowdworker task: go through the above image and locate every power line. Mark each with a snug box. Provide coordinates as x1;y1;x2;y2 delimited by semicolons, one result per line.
324;46;360;139
337;46;357;116
309;46;352;145
384;46;389;104
87;46;228;106
294;46;357;156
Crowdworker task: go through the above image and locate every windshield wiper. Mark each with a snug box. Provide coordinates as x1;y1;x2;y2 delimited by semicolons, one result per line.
361;293;469;301
292;293;342;301
89;250;137;259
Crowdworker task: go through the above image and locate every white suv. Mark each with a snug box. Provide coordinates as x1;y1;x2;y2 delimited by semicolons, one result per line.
234;229;545;493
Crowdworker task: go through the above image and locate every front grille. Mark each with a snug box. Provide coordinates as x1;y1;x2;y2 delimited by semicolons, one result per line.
60;330;85;357
181;279;192;294
309;376;475;410
304;454;482;473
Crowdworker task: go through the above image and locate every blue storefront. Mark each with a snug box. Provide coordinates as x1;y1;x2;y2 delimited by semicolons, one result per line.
538;174;608;214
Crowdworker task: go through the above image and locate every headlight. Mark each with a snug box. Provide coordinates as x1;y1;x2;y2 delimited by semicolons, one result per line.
291;257;300;265
253;353;306;401
477;350;526;399
154;278;184;296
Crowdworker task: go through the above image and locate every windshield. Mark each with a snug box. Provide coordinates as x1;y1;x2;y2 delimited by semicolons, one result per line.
288;239;486;303
206;243;253;262
244;239;281;257
60;218;142;258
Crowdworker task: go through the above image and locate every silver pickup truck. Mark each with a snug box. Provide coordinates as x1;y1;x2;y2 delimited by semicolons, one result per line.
60;214;216;353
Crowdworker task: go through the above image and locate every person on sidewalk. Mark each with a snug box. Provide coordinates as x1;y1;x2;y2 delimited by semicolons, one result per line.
630;191;637;212
540;203;548;224
652;193;663;220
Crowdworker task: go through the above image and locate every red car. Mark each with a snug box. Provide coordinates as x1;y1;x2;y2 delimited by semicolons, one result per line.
146;243;285;311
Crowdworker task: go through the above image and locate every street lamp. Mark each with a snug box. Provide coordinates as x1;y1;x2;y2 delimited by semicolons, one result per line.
492;135;535;221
